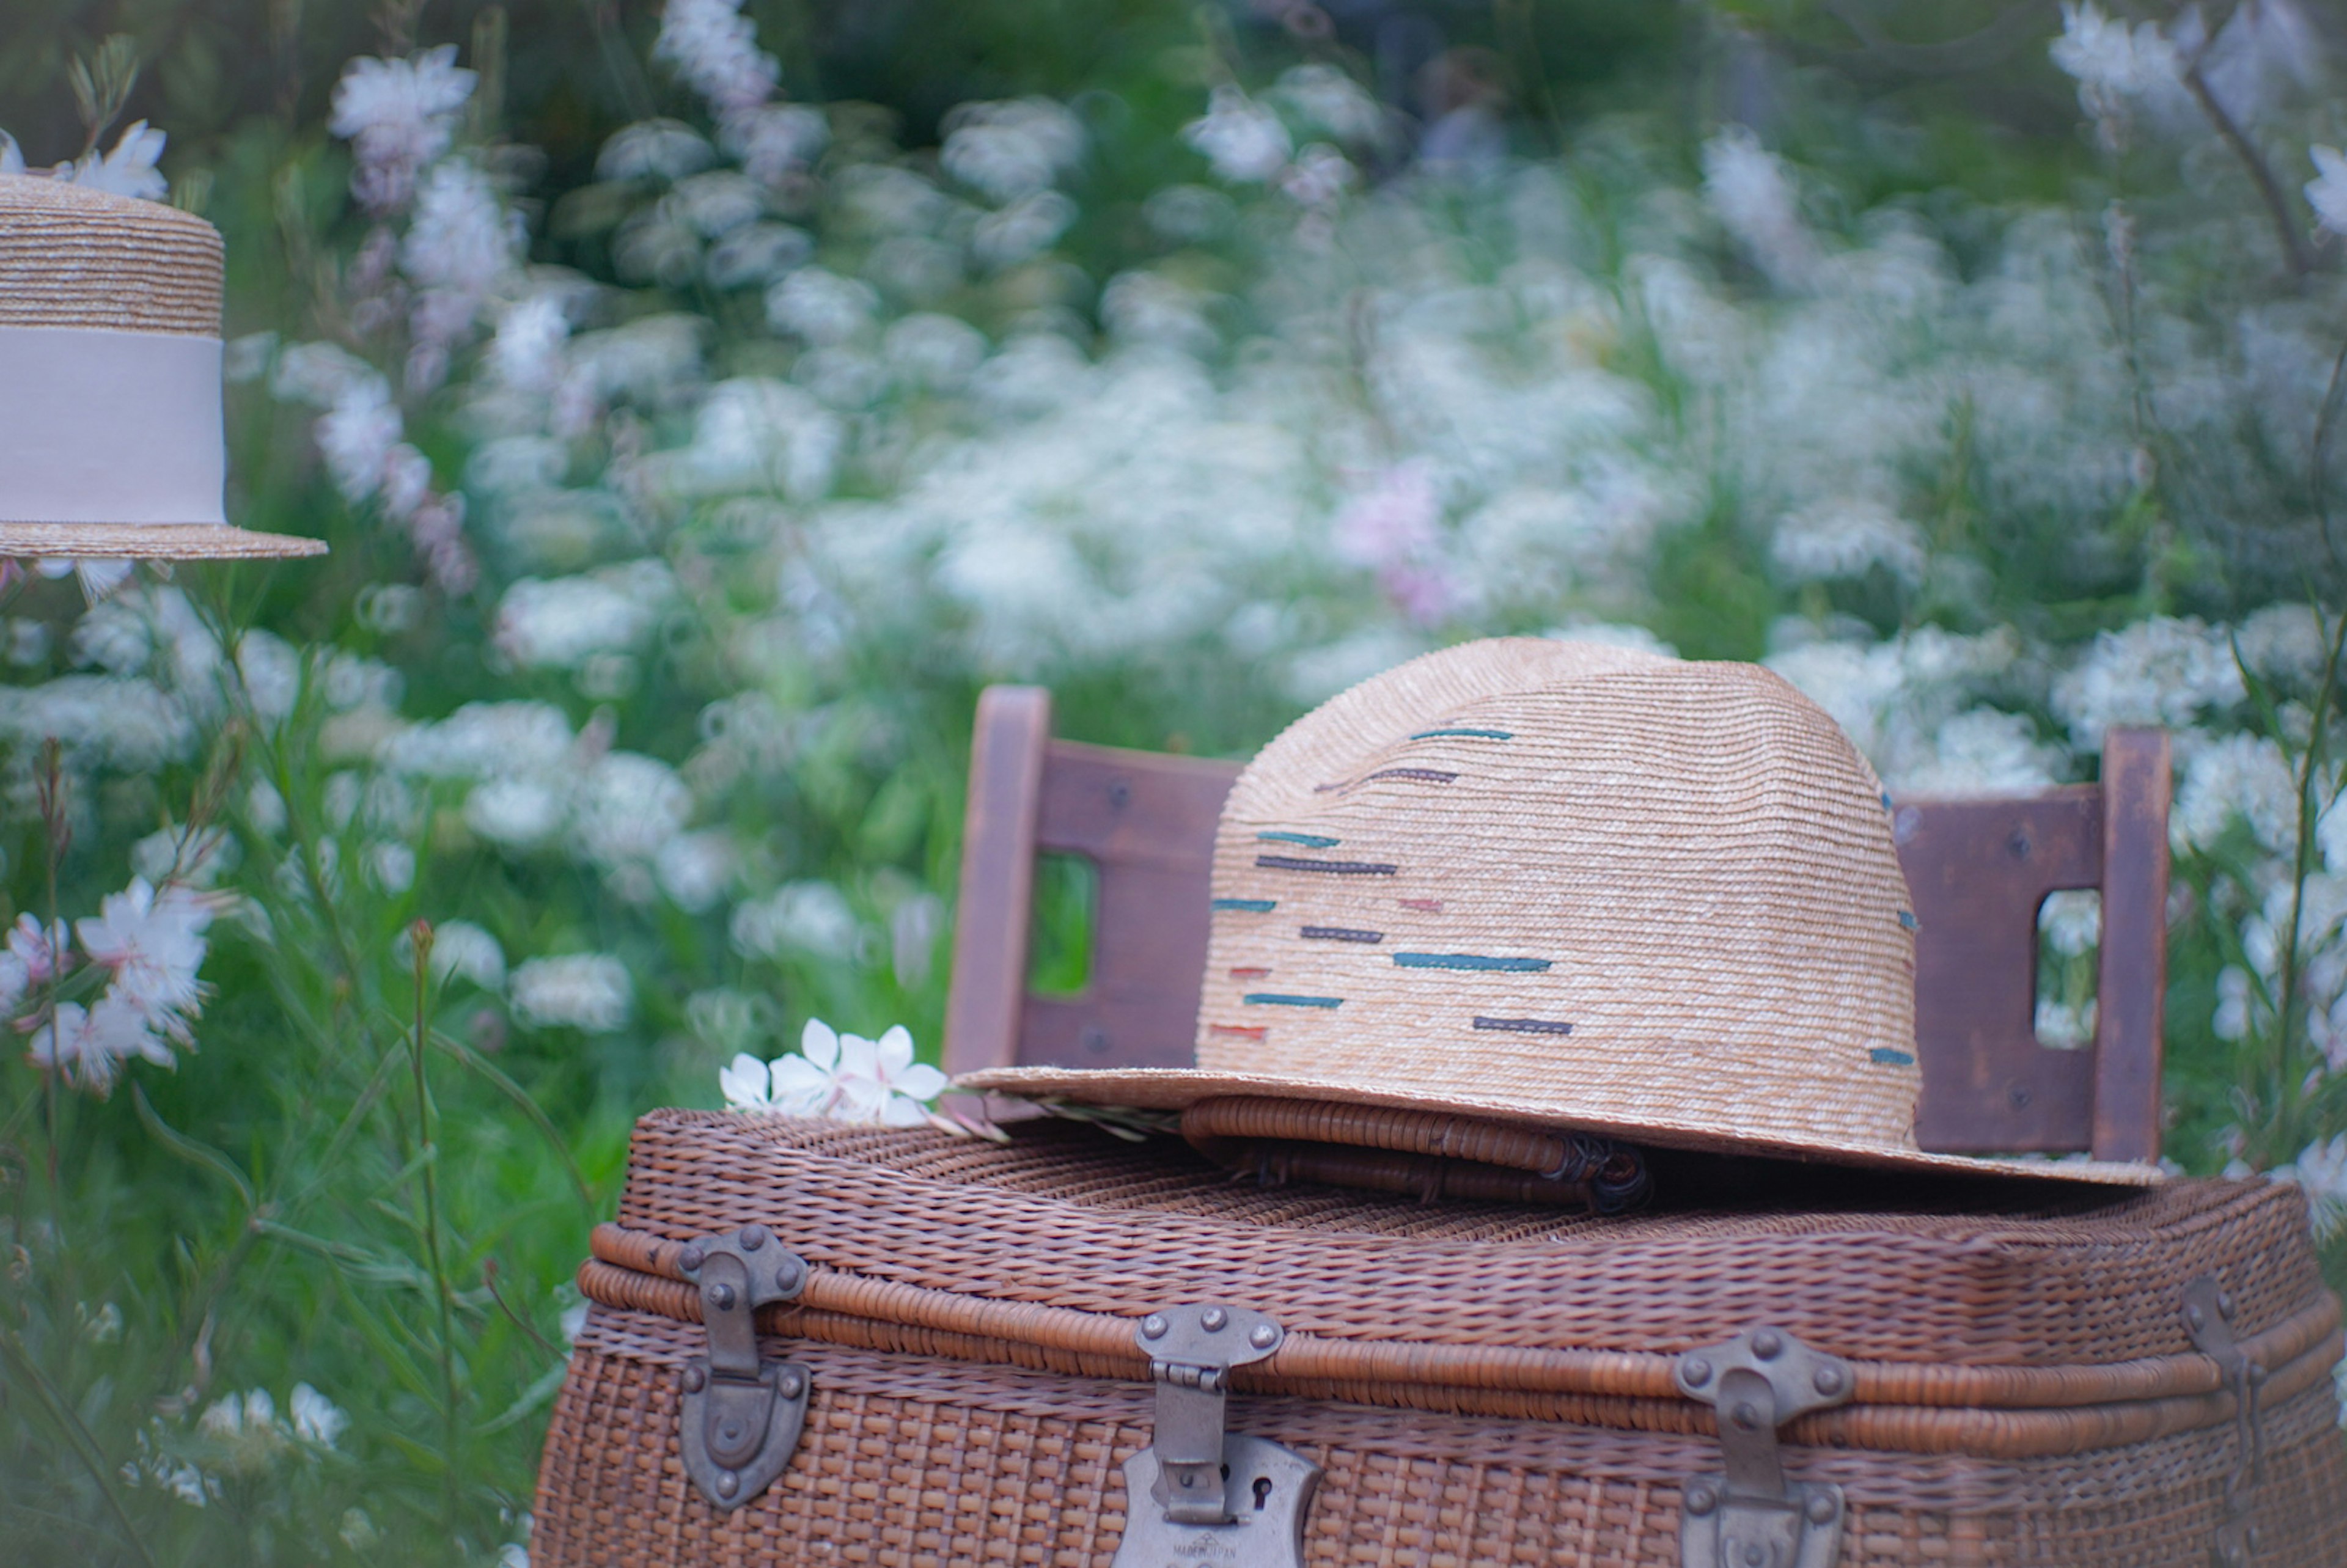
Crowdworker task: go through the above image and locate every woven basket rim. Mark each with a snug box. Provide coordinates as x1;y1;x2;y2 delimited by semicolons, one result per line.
0;522;328;560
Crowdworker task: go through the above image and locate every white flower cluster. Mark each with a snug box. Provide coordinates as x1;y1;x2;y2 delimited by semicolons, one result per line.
123;1383;347;1506
720;1018;946;1126
13;878;214;1096
328;46;477;214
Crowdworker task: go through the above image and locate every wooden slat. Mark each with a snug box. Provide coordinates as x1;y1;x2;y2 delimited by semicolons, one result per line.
1899;788;2102;1154
941;687;1052;1078
2093;727;2172;1164
1022;742;1240;1071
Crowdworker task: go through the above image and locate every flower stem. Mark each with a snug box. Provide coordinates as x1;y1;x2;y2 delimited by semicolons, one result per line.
408;920;461;1536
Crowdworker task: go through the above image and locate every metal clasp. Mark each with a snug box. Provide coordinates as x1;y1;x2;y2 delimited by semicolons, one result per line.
675;1223;811;1511
1675;1325;1853;1568
2183;1276;2266;1567
1111;1303;1320;1568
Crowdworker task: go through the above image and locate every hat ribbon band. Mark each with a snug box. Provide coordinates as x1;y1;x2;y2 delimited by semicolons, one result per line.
0;327;226;526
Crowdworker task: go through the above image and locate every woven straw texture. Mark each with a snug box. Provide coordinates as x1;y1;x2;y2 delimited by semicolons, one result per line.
0;175;325;559
0;175;221;334
962;639;2148;1183
531;1115;2347;1566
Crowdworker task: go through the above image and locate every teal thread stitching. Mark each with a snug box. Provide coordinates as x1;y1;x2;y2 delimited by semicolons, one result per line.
1410;727;1513;740
1392;953;1552;972
1869;1047;1916;1066
1244;993;1343;1009
1897;910;1919;930
1211;898;1276;912
1257;830;1340;848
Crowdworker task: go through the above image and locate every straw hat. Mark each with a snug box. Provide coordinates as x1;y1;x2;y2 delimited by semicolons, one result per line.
960;638;2158;1185
0;175;326;559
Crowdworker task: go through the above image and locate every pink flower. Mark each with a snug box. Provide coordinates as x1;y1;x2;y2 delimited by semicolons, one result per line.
24;996;165;1096
1331;461;1460;626
76;879;212;1045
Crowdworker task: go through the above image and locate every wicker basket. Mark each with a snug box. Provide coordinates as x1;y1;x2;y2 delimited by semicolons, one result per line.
532;1113;2347;1566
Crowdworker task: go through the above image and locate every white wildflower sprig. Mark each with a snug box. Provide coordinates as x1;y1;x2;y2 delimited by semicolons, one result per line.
2309;146;2347;240
17;877;215;1095
721;1017;949;1127
329;46;477;215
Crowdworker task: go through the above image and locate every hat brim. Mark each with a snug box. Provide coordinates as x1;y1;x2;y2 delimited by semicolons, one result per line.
953;1066;2164;1187
0;522;328;560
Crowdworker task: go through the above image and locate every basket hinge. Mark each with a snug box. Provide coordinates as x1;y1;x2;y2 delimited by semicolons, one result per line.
1111;1302;1320;1568
2183;1275;2267;1567
674;1223;812;1512
1675;1325;1854;1568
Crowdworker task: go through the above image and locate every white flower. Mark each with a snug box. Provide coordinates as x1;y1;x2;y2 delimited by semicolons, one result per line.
595;119;716;181
655;0;779;117
493;560;677;670
655;831;735;912
465;775;571;850
1703;126;1819;289
730;881;860;961
2051;617;2245;749
2282;1134;2347;1243
509;954;633;1033
971;191;1076;269
0;914;68;1019
2172;731;2299;855
197;1389;292;1476
765;266;879;345
329;47;477;213
940;98;1084;203
77;879;211;1045
383;700;576;779
1272;65;1384;145
57;120;167;201
26;995;166;1095
0;130;22;175
2308;146;2347;239
2214;965;2261;1042
2040;888;2103;956
399;919;507;991
2236;603;2327;684
2051;2;2178;97
720;103;829;185
131;824;238;888
403;160;525;386
722;1019;944;1125
1770;500;1927;587
705;221;814;288
570;752;692;872
316;379;404;505
1277;144;1356;209
1182;87;1292;184
289;1384;348;1448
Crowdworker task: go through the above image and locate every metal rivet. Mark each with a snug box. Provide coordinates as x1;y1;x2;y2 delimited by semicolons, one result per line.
1805;1491;1838;1524
1731;1401;1762;1431
2008;1083;2031;1110
708;1283;738;1311
1813;1365;1845;1396
716;1470;739;1499
2186;1303;2206;1332
740;1224;768;1251
2217;1291;2236;1321
777;1261;803;1294
1249;1323;1278;1350
678;1245;705;1273
1750;1328;1783;1360
2247;1361;2269;1387
1683;1357;1713;1387
1683;1481;1717;1517
1201;1308;1228;1332
779;1370;804;1398
681;1365;707;1393
1142;1314;1169;1339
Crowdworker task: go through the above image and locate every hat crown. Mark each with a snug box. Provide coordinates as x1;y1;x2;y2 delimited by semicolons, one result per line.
0;175;222;336
1197;638;1924;1157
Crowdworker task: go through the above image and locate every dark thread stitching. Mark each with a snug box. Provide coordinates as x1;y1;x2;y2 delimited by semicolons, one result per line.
1474;1016;1575;1035
1300;925;1383;943
1362;768;1459;785
1399;898;1445;913
1255;855;1398;875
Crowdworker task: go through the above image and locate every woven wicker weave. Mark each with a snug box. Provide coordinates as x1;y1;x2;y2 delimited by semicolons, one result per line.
532;1114;2347;1565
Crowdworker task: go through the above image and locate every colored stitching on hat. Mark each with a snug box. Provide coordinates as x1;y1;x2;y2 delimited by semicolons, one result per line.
1399;898;1444;913
1212;897;1277;912
1881;791;1895;810
1869;1047;1916;1066
1474;1016;1575;1035
1897;910;1919;930
1362;768;1458;785
1229;967;1271;980
1257;830;1340;848
1208;1024;1267;1039
1244;992;1343;1008
1411;727;1513;740
1256;855;1398;875
1301;925;1383;943
1393;953;1552;972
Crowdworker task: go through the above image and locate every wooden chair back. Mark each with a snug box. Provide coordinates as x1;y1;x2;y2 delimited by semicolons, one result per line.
943;685;2172;1163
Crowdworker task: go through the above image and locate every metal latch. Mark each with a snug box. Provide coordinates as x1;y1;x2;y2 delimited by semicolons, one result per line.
1674;1325;1854;1568
675;1223;811;1511
1111;1303;1320;1568
2183;1276;2266;1568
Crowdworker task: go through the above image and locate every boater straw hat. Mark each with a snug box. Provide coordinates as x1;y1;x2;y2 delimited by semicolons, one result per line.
960;638;2158;1185
0;175;325;560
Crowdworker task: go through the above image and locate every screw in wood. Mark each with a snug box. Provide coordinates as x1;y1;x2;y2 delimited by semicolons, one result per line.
1249;1323;1278;1349
1683;1481;1717;1517
1202;1308;1228;1332
1141;1314;1168;1339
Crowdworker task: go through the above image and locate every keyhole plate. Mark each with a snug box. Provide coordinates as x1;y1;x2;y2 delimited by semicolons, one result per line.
1113;1434;1320;1568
